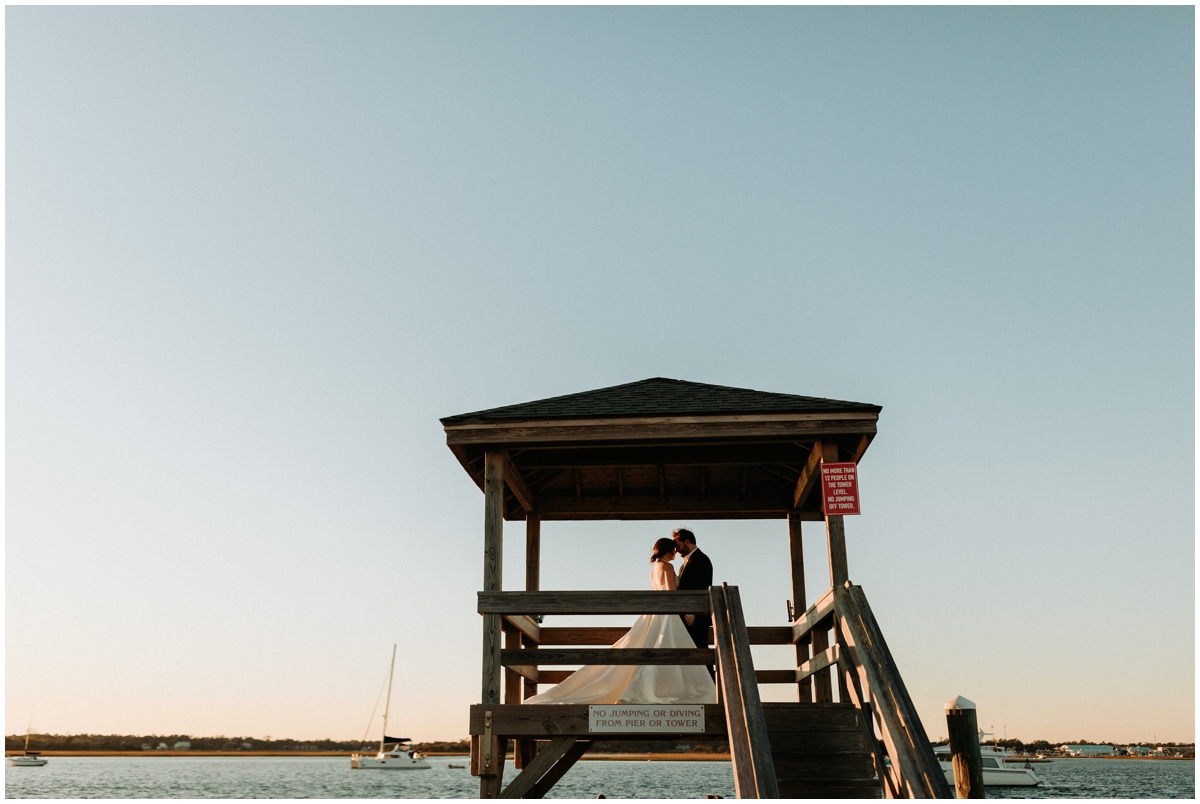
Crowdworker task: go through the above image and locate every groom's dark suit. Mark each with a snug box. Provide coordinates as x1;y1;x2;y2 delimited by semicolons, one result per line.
676;548;715;678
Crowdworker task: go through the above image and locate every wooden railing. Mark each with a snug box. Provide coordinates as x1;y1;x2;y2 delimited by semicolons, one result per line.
478;587;776;798
710;584;778;798
478;583;950;799
786;582;950;799
834;583;950;799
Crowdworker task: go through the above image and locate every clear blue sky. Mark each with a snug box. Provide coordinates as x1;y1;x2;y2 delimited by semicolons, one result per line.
7;7;1193;744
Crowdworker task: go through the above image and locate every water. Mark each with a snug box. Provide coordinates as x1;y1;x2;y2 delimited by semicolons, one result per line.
6;755;1193;799
985;758;1194;799
5;755;735;799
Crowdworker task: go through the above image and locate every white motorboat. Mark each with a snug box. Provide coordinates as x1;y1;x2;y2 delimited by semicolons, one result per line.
933;736;1040;787
9;707;48;767
350;645;430;771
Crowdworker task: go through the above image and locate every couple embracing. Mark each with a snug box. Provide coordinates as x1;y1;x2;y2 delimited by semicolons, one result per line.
524;528;717;706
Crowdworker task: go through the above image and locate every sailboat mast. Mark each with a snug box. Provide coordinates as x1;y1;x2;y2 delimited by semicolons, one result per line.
24;706;34;753
379;644;397;754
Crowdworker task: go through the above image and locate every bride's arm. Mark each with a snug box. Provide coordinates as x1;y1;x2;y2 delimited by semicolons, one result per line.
665;563;678;590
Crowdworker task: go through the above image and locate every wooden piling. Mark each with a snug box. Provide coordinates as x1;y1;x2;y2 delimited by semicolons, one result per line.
787;513;813;704
945;695;984;799
479;452;506;798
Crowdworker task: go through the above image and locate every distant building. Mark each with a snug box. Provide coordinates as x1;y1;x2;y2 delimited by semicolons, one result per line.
141;744;152;751
157;743;169;750
1060;744;1114;756
242;742;253;749
173;741;191;751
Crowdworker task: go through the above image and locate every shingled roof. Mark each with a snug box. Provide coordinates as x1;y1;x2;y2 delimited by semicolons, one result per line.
441;378;880;425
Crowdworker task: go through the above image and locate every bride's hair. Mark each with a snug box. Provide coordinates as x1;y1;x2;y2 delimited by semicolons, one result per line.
650;537;676;562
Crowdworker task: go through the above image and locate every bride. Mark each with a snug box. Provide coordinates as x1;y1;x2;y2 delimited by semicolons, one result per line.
523;538;717;705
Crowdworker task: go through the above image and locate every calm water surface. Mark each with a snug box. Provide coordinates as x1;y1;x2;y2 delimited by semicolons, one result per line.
6;755;1193;798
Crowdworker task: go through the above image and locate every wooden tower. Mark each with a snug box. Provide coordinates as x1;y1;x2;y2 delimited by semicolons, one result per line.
441;378;950;799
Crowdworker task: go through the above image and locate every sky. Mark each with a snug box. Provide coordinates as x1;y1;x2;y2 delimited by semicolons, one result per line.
5;7;1194;745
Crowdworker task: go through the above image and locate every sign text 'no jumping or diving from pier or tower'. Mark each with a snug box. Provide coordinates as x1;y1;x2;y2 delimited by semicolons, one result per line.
588;705;705;733
820;462;861;516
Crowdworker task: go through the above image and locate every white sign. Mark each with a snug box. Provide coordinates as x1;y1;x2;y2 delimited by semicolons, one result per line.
588;705;705;733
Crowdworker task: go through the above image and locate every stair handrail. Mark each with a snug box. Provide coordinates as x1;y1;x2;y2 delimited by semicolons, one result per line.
834;582;951;799
710;584;779;799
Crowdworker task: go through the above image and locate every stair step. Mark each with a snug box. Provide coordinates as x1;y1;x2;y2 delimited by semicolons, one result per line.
771;755;875;778
778;779;883;799
762;702;862;731
763;729;870;754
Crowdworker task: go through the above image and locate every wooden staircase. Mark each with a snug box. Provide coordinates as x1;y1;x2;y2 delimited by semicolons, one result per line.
764;703;881;798
470;582;948;798
712;585;883;798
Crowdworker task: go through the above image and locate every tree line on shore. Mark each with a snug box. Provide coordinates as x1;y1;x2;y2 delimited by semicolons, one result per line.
7;734;734;754
929;738;1194;753
3;734;470;753
9;734;1189;755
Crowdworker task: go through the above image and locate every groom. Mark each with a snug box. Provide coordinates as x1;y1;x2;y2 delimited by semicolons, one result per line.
672;527;715;679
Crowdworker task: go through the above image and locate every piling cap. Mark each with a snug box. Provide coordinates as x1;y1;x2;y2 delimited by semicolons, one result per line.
945;695;976;712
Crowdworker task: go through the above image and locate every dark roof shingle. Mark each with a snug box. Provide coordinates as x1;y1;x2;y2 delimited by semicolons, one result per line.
441;378;880;425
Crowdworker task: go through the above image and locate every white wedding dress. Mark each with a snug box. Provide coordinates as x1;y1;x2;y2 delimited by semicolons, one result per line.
523;560;717;705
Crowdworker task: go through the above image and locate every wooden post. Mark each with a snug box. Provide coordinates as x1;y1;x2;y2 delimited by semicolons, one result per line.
820;443;849;588
787;512;812;703
945;695;985;799
811;623;834;703
479;452;505;798
525;515;540;593
522;514;540;703
516;514;540;769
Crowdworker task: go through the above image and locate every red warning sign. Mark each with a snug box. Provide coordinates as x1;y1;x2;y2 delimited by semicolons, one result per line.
820;462;861;516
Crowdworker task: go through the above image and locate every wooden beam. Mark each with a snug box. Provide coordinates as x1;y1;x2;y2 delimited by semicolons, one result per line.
479;590;711;615
537;625;791;646
503;615;541;646
745;626;795;645
511;443;813;469
537;627;630;645
796;644;840;682
756;670;800;684
502;648;714;666
792;443;823;509
523;738;592;799
850;434;872;463
520;494;813;521
506;665;540;683
498;736;579;799
502;451;535;513
790;588;835;644
444;413;879;446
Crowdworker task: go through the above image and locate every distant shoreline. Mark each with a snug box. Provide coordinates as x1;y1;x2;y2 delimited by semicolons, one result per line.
5;751;728;761
6;751;1189;761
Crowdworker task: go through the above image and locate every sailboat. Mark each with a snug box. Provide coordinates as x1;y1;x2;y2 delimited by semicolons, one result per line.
9;707;48;767
350;645;430;770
